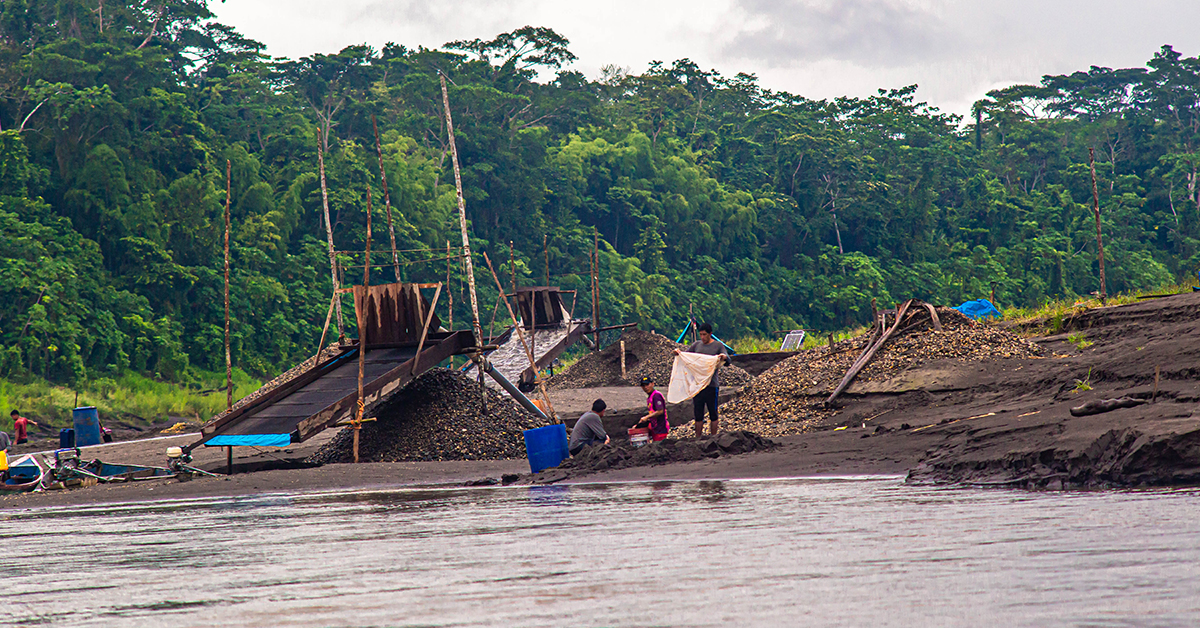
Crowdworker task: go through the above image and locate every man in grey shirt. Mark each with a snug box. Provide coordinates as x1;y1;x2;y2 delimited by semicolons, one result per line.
0;429;10;451
674;322;729;437
569;399;610;456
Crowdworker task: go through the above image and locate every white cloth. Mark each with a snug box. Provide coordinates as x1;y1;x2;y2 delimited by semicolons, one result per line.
667;352;722;404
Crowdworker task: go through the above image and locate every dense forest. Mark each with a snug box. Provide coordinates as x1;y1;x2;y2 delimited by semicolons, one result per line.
2;1;1199;387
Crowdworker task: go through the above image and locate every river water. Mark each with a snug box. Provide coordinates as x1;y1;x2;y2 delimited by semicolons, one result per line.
1;477;1198;627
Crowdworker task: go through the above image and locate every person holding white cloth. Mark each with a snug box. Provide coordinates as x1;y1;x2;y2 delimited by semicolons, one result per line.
672;323;728;438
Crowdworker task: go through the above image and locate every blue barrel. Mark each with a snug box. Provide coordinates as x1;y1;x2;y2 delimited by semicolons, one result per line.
72;407;102;447
59;428;75;449
524;424;570;474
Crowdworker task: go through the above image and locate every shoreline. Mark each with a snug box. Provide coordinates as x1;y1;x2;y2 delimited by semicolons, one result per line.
6;291;1200;507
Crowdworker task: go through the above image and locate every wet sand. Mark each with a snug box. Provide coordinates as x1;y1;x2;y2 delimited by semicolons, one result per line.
6;291;1200;508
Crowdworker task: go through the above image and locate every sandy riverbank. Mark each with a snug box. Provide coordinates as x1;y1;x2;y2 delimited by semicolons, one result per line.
5;291;1200;509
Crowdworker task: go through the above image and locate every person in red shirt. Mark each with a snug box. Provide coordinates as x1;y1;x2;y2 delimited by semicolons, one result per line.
635;377;670;441
11;410;37;445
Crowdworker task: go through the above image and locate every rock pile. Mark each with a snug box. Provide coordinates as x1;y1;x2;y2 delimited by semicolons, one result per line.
548;329;753;389
308;368;550;464
714;307;1044;437
540;430;775;477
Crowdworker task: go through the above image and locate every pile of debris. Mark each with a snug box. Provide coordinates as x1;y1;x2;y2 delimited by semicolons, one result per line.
308;368;550;464
544;430;775;477
548;329;753;389
714;304;1043;437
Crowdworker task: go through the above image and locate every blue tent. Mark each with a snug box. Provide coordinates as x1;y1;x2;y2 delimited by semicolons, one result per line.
953;299;1002;320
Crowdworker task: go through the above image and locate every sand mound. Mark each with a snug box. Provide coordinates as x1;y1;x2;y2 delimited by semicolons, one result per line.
548;329;753;389
708;306;1044;438
308;368;551;463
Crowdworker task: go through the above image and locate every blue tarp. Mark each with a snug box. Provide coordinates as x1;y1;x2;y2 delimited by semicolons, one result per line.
953;299;1002;320
205;434;292;448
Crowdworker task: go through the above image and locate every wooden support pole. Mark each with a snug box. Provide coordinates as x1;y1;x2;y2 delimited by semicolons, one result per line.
373;114;402;282
317;128;345;337
354;187;373;464
620;340;626;380
446;240;453;329
315;291;337;361
412;284;442;376
226;446;233;475
1089;147;1108;303
440;72;483;349
225;159;233;412
591;227;599;349
483;252;557;421
544;234;549;287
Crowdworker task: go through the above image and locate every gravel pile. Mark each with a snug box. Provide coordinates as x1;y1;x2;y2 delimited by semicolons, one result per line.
549;430;775;475
712;307;1044;438
548;329;753;389
308;368;551;464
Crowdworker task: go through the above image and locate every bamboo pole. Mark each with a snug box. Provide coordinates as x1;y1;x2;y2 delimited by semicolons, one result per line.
1089;147;1108;303
483;252;556;421
317;128;344;337
446;240;453;329
591;227;599;350
354;187;373;464
373;115;402;282
440;72;483;348
543;234;549;287
224;159;233;411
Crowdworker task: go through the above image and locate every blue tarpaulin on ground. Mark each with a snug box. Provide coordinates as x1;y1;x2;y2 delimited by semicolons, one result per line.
205;434;292;448
953;299;1002;320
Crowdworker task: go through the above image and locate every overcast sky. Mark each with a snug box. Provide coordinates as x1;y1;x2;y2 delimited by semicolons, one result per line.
212;0;1198;117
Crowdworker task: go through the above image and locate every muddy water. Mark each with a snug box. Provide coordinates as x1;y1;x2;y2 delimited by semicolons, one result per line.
2;478;1199;627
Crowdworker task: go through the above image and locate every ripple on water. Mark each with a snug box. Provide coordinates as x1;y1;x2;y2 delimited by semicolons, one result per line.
1;478;1199;627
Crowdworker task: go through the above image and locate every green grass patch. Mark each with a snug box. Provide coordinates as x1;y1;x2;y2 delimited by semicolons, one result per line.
999;283;1193;333
0;369;264;432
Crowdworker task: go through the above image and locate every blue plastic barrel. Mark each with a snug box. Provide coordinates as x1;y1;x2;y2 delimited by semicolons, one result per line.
524;424;569;474
59;428;75;449
72;406;102;447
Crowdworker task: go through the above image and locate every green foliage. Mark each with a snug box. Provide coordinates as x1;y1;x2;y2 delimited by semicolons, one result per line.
1067;332;1094;350
1073;368;1094;393
1;12;1198;401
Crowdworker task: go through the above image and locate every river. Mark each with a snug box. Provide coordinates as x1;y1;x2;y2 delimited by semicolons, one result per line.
1;477;1198;627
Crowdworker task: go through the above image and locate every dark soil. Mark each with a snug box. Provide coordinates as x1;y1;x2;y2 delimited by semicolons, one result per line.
309;368;551;464
517;430;776;483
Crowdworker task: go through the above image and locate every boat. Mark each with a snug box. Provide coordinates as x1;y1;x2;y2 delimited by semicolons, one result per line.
1;455;47;493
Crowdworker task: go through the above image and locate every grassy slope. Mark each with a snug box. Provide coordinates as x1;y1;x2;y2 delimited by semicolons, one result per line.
0;369;264;433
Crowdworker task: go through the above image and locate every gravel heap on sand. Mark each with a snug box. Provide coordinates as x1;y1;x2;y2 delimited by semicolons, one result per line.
710;307;1044;438
548;329;753;389
546;430;775;475
308;368;551;464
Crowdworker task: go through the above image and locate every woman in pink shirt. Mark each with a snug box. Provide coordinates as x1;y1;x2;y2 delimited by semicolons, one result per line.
636;377;670;441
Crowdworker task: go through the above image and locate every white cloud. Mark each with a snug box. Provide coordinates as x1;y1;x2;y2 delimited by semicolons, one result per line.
212;0;1200;116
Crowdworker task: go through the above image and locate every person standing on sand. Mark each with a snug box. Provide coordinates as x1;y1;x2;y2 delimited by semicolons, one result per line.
673;323;728;438
635;377;670;441
569;399;610;456
11;410;37;445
